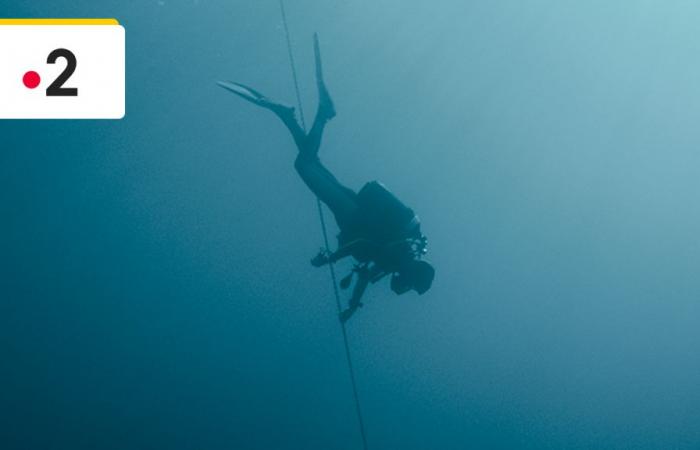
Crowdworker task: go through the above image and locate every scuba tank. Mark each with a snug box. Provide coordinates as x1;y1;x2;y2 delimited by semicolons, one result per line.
337;182;429;288
356;181;421;242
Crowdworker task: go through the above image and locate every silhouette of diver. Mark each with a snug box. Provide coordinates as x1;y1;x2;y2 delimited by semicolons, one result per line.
219;34;434;322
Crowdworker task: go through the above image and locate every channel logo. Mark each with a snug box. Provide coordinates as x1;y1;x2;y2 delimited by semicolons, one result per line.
0;19;125;119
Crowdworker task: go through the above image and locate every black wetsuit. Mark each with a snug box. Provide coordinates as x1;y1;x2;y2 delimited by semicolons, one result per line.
219;33;430;320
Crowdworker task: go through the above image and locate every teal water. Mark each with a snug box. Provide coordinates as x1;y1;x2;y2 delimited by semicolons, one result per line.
2;1;700;449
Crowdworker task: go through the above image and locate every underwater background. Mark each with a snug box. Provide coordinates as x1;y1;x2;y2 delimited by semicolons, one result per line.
2;1;700;449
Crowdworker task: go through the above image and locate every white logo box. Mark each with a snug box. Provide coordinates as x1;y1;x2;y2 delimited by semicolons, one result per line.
0;19;125;119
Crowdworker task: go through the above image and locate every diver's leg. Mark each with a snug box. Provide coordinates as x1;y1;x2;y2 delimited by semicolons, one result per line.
218;81;306;148
293;36;355;225
295;154;358;229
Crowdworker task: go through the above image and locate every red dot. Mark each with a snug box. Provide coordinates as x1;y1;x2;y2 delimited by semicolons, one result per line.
23;71;41;89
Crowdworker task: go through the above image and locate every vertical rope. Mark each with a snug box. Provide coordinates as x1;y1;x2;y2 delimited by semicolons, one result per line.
317;202;370;450
279;0;307;130
278;2;369;449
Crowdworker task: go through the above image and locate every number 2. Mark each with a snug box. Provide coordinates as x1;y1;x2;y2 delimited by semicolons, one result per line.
46;49;78;97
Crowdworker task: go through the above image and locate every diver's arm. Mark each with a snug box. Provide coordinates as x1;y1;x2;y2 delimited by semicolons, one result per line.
311;239;376;267
330;239;376;262
368;264;388;283
349;270;370;308
339;266;371;323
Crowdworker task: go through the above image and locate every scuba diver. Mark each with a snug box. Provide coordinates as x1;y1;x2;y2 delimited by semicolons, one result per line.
218;34;434;323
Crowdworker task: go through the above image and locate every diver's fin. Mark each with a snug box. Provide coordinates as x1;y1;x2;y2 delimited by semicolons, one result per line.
217;81;269;105
312;33;336;120
218;80;297;122
313;33;324;85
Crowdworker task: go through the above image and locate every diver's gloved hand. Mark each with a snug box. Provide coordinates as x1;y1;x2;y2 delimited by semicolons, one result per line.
310;248;330;267
339;272;354;290
339;307;357;324
339;302;363;323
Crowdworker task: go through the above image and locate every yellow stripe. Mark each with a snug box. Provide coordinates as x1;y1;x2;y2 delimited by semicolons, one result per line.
0;18;119;25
